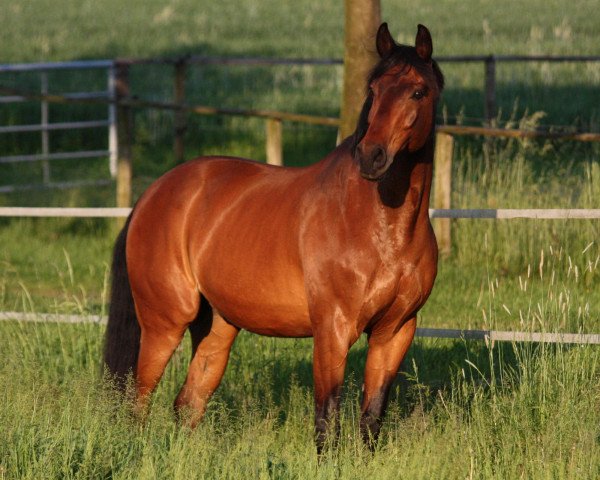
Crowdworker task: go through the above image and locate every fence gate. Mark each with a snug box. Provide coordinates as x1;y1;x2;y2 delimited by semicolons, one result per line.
0;60;117;193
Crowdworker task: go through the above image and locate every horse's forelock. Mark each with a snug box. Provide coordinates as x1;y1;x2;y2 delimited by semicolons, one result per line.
367;45;444;91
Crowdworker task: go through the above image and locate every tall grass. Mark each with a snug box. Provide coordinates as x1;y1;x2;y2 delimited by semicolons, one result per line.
0;243;598;478
1;141;599;478
451;138;600;267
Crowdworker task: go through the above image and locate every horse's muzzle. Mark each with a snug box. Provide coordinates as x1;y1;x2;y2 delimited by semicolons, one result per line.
356;144;391;181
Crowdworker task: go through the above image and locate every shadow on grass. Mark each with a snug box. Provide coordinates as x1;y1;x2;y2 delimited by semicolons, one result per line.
200;333;540;425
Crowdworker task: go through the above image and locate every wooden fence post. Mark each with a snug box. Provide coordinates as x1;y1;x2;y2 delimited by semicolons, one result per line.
433;132;454;257
174;59;187;164
115;62;132;211
484;55;497;125
265;118;283;166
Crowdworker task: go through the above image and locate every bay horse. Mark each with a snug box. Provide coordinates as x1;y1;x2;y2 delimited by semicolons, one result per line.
104;23;444;452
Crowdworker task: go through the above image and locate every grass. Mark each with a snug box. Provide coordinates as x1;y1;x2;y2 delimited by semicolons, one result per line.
0;270;598;478
1;144;599;478
2;0;600;61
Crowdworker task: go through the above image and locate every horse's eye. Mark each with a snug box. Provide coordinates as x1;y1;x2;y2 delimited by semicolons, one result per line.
412;89;426;100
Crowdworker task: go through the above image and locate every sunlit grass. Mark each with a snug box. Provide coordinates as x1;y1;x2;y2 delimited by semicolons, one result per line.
0;280;598;478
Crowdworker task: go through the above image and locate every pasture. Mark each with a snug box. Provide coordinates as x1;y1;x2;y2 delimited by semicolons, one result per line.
0;0;599;478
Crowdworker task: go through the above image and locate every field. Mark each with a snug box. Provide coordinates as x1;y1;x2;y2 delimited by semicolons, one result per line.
1;0;599;478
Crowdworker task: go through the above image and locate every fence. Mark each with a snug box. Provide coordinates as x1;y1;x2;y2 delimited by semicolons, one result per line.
1;55;600;248
2;55;600;189
2;206;600;219
105;54;600;163
1;53;600;344
3;205;598;346
4;85;598;254
1;310;598;345
0;60;118;192
110;54;600;148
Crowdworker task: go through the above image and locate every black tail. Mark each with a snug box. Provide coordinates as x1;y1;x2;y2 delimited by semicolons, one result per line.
103;215;140;389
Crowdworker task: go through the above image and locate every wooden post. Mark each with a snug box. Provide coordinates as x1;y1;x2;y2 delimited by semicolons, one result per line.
433;132;454;257
174;59;187;164
265;118;283;166
483;56;497;161
484;55;497;125
339;0;381;141
115;62;132;211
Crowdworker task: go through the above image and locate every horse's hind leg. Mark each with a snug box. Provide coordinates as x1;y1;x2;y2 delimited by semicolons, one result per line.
134;298;199;415
175;307;239;427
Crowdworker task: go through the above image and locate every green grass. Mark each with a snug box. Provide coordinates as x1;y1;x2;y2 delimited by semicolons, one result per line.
2;0;600;61
0;294;598;478
2;138;597;477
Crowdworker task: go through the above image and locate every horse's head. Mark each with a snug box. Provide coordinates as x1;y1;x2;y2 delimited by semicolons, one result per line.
353;23;444;181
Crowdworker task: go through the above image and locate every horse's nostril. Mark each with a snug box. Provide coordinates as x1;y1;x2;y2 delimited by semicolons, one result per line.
372;147;386;168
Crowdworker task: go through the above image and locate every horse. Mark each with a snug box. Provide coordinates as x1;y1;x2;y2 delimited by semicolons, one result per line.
104;22;444;452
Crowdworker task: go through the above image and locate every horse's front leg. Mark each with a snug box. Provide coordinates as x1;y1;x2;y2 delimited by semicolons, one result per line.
360;315;416;448
312;318;355;454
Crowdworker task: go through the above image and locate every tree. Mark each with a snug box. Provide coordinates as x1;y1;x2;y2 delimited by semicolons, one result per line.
339;0;381;141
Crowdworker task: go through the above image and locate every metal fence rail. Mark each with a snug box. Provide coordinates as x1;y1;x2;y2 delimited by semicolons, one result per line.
1;311;597;345
0;207;131;217
1;207;599;219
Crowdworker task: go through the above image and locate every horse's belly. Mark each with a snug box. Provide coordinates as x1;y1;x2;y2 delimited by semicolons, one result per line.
194;236;312;337
202;278;313;337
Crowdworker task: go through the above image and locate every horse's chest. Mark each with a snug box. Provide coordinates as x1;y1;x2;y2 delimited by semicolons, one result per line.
362;240;437;328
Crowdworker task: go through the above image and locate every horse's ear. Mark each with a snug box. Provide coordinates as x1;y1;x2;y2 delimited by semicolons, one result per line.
415;24;433;62
376;23;395;58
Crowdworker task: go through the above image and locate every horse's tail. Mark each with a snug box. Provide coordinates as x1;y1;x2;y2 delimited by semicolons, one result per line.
103;214;140;389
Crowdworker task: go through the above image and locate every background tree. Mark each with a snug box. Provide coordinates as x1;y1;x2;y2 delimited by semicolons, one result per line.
339;0;382;141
